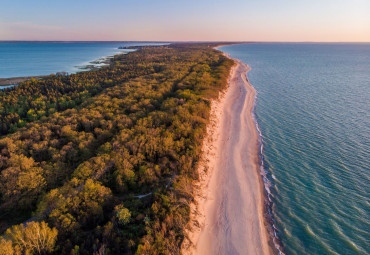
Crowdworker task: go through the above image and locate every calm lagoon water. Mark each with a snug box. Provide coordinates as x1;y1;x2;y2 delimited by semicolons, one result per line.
220;43;370;255
0;42;165;78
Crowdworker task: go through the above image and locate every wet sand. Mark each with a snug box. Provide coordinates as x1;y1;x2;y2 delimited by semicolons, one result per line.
182;56;272;255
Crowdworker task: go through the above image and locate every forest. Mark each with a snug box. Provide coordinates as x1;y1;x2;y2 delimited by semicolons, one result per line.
0;43;234;254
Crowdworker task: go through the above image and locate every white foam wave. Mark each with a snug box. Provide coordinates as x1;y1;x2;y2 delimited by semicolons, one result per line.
247;67;286;255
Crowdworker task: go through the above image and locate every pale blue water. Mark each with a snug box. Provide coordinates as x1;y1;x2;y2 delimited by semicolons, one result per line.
0;42;165;78
220;43;370;255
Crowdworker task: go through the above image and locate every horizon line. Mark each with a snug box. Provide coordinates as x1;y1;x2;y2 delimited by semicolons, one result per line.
0;40;369;44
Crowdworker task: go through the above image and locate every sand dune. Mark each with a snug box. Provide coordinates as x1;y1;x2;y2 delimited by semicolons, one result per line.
182;57;272;255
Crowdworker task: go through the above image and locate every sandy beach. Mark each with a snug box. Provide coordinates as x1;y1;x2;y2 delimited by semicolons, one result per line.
0;75;48;86
182;55;272;255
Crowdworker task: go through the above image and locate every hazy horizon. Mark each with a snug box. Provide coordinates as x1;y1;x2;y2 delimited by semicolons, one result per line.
1;0;369;42
1;40;370;43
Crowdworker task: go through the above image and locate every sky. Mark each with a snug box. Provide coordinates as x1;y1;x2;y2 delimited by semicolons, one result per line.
0;0;369;42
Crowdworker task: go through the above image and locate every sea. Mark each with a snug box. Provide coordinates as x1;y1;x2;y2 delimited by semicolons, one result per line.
0;42;166;79
220;43;370;255
1;42;369;254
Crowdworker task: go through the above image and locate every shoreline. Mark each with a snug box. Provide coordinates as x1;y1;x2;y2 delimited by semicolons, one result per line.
0;56;116;87
0;43;168;86
0;75;50;87
182;52;274;254
0;49;134;87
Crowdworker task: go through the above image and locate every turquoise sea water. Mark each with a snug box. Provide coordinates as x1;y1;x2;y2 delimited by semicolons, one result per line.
220;43;370;255
0;42;165;79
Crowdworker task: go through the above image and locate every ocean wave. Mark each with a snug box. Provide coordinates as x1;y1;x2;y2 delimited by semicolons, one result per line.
249;71;286;255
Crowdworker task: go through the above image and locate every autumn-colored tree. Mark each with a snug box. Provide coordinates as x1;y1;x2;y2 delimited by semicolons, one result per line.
4;221;58;255
0;238;17;255
0;154;45;210
0;44;234;254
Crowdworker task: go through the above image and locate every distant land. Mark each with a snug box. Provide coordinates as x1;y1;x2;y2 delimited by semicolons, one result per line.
0;41;369;255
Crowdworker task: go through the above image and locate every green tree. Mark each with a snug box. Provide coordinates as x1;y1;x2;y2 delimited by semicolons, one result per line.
115;204;131;225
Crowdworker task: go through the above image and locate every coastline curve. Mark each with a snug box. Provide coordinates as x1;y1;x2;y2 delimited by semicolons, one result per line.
182;51;275;255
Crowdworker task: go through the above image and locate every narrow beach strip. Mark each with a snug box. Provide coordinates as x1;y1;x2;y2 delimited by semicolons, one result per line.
182;55;273;255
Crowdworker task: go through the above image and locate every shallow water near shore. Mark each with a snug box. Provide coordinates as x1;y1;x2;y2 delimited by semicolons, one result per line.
220;43;370;255
0;42;165;78
0;84;16;90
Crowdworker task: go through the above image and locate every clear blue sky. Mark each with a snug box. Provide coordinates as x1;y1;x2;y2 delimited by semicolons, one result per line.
0;0;369;42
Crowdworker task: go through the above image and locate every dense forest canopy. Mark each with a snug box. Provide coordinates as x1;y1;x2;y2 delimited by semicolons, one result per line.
0;43;234;254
